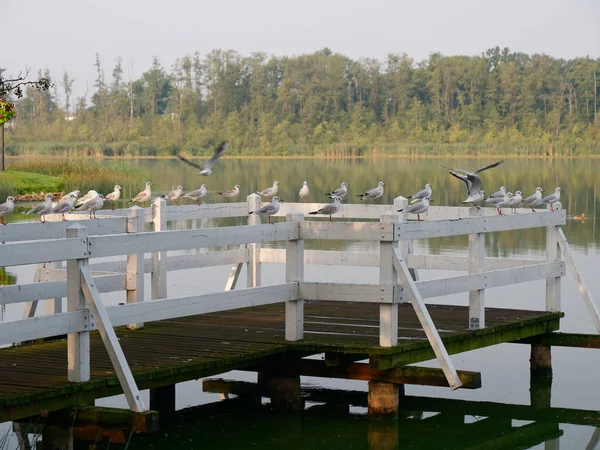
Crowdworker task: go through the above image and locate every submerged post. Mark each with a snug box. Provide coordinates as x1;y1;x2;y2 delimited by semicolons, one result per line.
546;211;561;312
285;212;304;341
66;223;90;383
247;193;262;288
152;198;167;300
127;206;144;330
379;212;399;347
468;207;485;329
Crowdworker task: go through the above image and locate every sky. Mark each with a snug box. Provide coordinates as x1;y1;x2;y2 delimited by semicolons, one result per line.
4;0;600;101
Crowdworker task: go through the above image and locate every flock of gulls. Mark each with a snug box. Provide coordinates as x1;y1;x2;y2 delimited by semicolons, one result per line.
0;142;565;225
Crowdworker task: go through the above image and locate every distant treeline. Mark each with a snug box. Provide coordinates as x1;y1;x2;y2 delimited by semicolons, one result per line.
6;47;600;157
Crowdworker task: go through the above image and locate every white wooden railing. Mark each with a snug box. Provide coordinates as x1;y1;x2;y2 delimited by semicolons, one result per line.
0;194;583;413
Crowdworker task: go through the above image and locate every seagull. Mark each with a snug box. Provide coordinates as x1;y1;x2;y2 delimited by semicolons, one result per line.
58;190;80;203
489;186;507;198
219;185;240;202
398;196;432;221
464;190;486;208
444;161;503;205
299;181;310;202
326;182;349;199
50;194;77;221
249;196;282;224
183;184;208;205
104;185;122;210
76;190;99;207
176;141;228;176
26;194;53;222
494;192;514;215
0;196;15;225
129;182;153;204
541;187;563;211
356;181;384;201
521;187;544;212
76;194;104;219
257;181;279;202
408;183;432;204
309;196;342;221
507;190;523;213
164;185;184;205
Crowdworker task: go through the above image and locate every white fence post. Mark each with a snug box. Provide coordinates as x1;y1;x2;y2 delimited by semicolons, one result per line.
394;196;418;281
468;207;485;329
152;198;167;300
247;193;262;288
285;212;304;341
44;261;64;315
66;223;90;383
127;206;144;330
546;218;561;312
379;212;399;347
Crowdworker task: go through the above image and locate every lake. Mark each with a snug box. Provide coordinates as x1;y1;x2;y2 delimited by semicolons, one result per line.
2;156;600;449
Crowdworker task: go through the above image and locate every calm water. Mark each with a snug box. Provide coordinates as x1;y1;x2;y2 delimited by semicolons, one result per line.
3;157;600;449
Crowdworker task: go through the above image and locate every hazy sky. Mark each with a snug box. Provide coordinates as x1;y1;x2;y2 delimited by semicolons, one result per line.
4;0;600;100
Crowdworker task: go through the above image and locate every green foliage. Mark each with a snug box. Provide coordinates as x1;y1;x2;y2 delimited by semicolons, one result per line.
0;98;16;125
5;47;600;156
0;170;64;197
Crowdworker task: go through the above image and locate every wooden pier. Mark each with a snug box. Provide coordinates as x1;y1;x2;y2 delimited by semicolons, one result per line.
0;194;597;445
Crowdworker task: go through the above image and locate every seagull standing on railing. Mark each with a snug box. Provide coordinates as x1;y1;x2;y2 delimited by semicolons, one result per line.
507;191;523;213
398;196;432;222
249;196;282;224
407;183;432;204
541;187;563;211
356;181;384;201
219;185;240;202
309;196;342;221
299;181;310;202
50;194;77;221
521;187;544;212
76;194;105;219
76;190;99;207
489;186;507;198
326;181;349;199
129;182;153;204
58;190;80;203
104;185;122;210
164;186;184;205
26;194;53;223
184;184;208;206
444;161;503;208
257;181;279;202
176;141;228;176
494;192;514;215
0;196;15;225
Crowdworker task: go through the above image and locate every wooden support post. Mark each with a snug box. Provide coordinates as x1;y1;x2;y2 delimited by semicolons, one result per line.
368;418;399;450
151;198;167;300
368;381;403;417
127;206;144;330
379;213;399;347
150;384;176;414
394;196;418;281
546;220;561;313
530;344;552;378
45;261;63;315
285;212;304;341
247;193;262;288
268;375;303;411
530;344;553;410
469;207;485;329
42;425;73;450
66;224;90;383
79;265;147;412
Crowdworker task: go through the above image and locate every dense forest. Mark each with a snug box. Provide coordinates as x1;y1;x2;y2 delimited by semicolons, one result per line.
5;47;600;157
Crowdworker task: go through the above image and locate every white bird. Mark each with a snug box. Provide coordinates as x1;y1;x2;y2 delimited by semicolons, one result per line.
129;182;153;204
176;141;228;176
76;190;99;207
445;161;503;205
257;181;279;202
522;187;544;212
398;196;432;221
541;187;563;211
326;182;349;199
299;181;310;202
408;183;432;204
249;196;282;224
104;185;122;210
183;184;208;205
58;190;80;203
507;190;523;213
489;186;507;198
464;190;486;208
356;181;384;201
0;196;15;225
26;194;53;223
50;194;77;221
309;196;342;221
219;185;241;202
76;194;105;219
494;193;514;215
164;185;184;205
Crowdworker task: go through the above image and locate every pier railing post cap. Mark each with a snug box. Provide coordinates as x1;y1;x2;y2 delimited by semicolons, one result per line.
247;193;261;200
66;222;88;237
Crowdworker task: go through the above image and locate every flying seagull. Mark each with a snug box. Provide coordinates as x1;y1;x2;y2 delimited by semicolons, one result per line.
176;141;228;176
443;161;503;207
